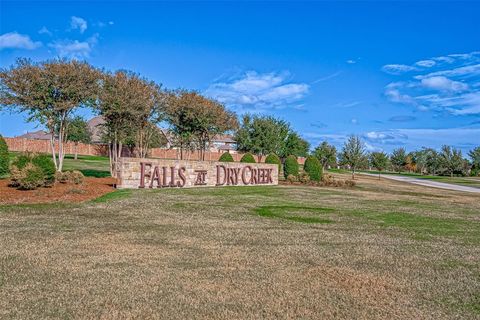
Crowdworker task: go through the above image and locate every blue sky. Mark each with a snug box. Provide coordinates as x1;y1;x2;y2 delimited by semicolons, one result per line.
0;1;479;154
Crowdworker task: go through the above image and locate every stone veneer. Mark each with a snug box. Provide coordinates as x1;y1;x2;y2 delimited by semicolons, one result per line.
117;157;278;189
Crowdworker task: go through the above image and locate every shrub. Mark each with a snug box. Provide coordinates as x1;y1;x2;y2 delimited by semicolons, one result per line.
345;179;356;187
303;156;322;181
219;152;234;162
55;171;70;184
265;153;281;172
286;174;297;184
0;135;9;176
17;163;45;190
298;172;310;184
284;155;299;178
32;154;56;186
240;153;256;163
12;153;32;170
9;165;24;187
69;170;84;184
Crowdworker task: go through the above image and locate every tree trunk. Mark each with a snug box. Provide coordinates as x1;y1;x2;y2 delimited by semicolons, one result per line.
352;167;356;180
49;132;58;171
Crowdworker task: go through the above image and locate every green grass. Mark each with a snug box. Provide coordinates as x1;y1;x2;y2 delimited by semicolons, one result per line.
5;152;111;178
62;154;110;177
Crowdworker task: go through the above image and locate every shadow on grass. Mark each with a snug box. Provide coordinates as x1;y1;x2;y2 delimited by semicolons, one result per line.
79;169;111;178
254;205;334;224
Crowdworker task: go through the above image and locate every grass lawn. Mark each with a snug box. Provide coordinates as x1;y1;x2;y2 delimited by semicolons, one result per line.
62;154;111;177
1;173;479;319
329;168;480;189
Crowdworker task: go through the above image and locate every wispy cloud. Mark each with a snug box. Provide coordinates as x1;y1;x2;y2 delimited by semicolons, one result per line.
38;26;52;36
383;50;480;115
311;71;342;84
388;115;416;122
49;33;98;59
70;16;88;33
0;32;42;50
382;64;418;75
205;71;309;112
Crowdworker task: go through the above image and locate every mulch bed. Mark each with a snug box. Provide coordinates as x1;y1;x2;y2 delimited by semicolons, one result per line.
0;177;117;205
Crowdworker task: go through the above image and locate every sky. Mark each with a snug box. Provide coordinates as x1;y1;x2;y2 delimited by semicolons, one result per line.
0;1;479;154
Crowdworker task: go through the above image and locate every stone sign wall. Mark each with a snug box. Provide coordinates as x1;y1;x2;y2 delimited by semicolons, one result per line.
117;157;279;189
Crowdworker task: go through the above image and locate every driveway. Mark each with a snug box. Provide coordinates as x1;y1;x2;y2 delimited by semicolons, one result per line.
362;173;480;194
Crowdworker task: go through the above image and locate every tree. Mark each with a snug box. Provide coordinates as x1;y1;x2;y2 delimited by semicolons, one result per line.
369;151;389;179
424;148;441;175
96;70;164;177
390;148;407;173
439;145;464;177
0;135;9;177
468;147;480;175
165;90;237;160
404;154;416;172
303;156;322;181
0;58;99;171
339;135;366;179
235;114;290;161
313;141;337;170
282;132;310;158
66;116;92;160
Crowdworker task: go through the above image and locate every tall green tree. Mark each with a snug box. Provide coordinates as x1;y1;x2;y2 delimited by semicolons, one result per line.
439;145;464;177
313;141;337;170
468;146;480;175
339;135;366;179
282;132;310;158
390;147;407;173
235;114;290;161
66;116;92;160
424;148;441;175
0;58;99;171
369;151;389;179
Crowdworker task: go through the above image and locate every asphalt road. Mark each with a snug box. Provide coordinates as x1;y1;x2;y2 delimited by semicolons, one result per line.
362;173;480;194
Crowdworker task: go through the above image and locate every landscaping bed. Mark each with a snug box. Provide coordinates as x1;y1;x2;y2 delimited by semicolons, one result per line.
0;177;116;205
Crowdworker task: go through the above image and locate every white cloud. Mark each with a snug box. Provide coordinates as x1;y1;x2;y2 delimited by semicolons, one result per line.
415;59;436;68
384;50;480;115
421;76;468;92
70;16;88;33
416;64;480;79
350;118;358;124
49;34;98;59
346;59;356;64
205;71;309;111
38;26;52;36
0;32;42;50
381;64;417;75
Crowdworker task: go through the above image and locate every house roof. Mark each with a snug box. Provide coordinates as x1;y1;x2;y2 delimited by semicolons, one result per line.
87;116;105;143
212;134;236;143
16;130;52;140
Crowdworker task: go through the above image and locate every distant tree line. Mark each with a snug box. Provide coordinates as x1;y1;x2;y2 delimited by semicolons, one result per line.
315;135;480;179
